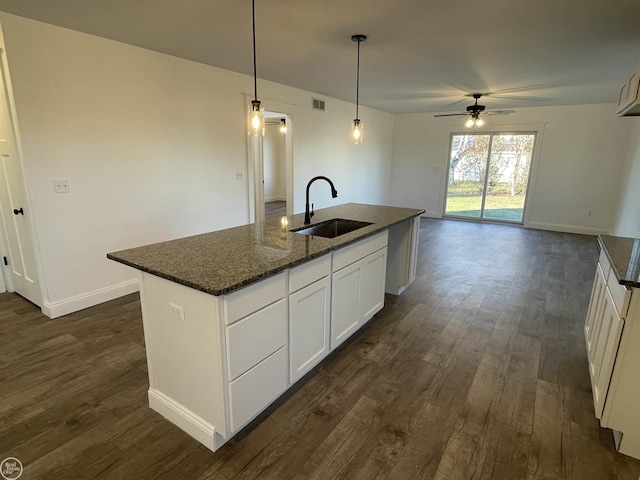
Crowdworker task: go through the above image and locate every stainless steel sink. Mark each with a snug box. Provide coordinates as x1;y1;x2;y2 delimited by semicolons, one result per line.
291;218;372;238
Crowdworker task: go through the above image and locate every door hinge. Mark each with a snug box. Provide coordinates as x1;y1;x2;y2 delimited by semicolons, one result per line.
3;256;7;266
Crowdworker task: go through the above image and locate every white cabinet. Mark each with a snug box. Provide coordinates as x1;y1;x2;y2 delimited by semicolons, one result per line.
589;289;624;418
616;64;640;116
331;231;388;350
359;247;388;321
223;272;288;433
331;260;362;347
583;246;640;460
585;261;606;362
585;251;629;419
289;254;331;383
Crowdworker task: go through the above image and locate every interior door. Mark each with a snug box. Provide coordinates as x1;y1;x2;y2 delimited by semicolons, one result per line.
0;56;42;307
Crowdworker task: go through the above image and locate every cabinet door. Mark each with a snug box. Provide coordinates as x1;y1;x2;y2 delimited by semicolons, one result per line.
289;276;331;383
331;261;361;350
585;263;607;361
359;248;387;323
590;289;623;419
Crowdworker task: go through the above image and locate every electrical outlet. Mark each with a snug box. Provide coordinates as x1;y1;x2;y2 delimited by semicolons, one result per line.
236;171;244;181
169;303;184;321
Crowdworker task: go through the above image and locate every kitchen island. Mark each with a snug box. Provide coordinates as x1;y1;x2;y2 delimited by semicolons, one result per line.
108;203;424;451
585;235;640;460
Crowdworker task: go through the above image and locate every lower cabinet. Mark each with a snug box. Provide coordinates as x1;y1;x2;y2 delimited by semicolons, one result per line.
584;245;640;460
585;262;607;360
331;231;388;350
289;276;331;383
589;288;624;418
331;260;362;348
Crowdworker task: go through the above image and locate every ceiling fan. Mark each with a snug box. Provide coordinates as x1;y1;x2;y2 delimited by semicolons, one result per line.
434;93;516;128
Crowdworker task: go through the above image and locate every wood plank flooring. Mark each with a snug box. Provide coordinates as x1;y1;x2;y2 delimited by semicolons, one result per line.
265;201;286;219
1;218;640;479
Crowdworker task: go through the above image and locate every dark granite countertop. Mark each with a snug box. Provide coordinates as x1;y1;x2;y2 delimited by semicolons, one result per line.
598;235;640;288
107;203;424;296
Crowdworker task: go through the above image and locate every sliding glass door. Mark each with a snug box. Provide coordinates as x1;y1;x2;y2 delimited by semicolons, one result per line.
444;133;535;224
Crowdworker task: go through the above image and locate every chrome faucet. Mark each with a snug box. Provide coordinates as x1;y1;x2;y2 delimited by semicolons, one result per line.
304;176;338;224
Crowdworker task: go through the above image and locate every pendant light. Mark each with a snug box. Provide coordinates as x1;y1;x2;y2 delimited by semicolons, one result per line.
279;118;287;134
351;34;366;144
248;0;264;137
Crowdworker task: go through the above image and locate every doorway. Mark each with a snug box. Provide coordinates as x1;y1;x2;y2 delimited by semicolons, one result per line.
443;132;536;224
247;101;293;224
263;113;287;219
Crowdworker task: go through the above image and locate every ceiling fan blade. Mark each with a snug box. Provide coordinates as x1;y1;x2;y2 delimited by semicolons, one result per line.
434;113;468;117
485;109;516;116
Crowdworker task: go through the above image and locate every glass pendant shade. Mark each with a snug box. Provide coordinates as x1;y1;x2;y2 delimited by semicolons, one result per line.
248;100;264;137
351;118;363;144
465;117;475;128
279;118;287;134
476;117;485;127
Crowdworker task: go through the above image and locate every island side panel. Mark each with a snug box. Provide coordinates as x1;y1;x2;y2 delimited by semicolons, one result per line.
385;216;420;295
139;271;228;447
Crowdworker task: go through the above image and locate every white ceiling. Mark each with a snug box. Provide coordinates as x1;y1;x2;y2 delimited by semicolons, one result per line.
0;0;639;114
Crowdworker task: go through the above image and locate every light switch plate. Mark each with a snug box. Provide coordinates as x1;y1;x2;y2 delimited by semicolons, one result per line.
53;178;70;193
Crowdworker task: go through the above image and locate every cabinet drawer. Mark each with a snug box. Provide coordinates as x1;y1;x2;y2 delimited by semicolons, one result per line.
599;248;611;283
289;254;331;293
606;268;631;318
223;272;286;325
332;230;388;272
228;347;287;432
226;298;286;380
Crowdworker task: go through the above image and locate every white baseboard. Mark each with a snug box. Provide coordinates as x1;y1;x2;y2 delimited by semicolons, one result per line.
265;196;286;203
421;211;442;218
148;388;222;452
526;221;606;236
41;279;139;319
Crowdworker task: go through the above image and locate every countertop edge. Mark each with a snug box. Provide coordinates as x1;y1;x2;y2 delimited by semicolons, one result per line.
108;206;425;296
597;235;640;289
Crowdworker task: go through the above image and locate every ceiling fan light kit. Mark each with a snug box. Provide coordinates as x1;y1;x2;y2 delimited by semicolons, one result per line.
434;93;516;128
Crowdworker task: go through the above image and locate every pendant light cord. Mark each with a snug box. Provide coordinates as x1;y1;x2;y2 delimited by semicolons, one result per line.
355;38;361;119
252;0;258;102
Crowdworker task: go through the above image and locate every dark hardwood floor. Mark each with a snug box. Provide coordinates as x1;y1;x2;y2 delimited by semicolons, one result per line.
265;201;286;219
1;218;640;479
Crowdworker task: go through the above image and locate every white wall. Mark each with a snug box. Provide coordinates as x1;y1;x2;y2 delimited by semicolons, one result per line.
264;124;285;202
614;122;640;237
0;14;393;317
390;104;632;234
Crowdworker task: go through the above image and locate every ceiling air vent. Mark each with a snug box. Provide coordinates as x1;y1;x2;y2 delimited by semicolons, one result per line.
312;98;326;111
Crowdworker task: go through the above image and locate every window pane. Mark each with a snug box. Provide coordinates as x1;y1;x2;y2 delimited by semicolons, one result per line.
445;134;490;218
483;134;534;223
